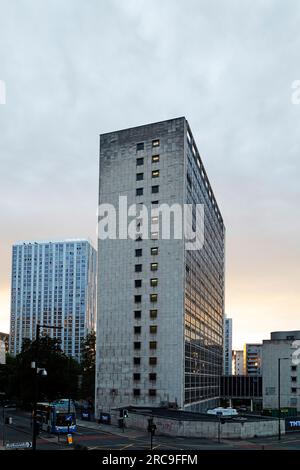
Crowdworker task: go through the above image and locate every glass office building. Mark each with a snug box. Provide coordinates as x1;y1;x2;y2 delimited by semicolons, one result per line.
10;239;96;361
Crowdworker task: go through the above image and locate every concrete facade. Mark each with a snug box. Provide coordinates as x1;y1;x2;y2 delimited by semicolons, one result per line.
96;117;225;414
263;331;300;411
244;343;262;376
232;350;244;375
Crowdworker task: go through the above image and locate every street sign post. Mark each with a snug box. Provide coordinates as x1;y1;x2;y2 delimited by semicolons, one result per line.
5;441;32;450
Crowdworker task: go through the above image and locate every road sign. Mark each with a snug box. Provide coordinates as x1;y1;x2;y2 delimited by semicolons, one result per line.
5;441;32;450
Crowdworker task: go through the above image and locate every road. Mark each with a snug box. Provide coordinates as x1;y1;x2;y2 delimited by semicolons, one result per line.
2;409;300;450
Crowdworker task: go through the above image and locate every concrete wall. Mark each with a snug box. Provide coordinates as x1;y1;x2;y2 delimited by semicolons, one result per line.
110;410;283;439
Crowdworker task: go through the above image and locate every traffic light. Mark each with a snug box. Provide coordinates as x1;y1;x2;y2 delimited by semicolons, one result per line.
119;409;129;418
147;418;157;435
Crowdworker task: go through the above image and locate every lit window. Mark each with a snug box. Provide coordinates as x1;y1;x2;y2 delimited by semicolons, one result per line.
152;139;160;148
151;247;158;255
151;263;158;271
152;155;160;163
150;325;157;334
152;170;160;178
150;278;158;287
150;309;157;319
150;293;157;302
151;185;159;194
136;173;144;181
136;142;144;151
136;188;143;196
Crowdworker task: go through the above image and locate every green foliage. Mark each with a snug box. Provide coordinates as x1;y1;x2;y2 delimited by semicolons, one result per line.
80;331;96;401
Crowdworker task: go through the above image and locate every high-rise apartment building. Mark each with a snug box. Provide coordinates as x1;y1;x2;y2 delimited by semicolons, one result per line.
10;239;96;361
223;317;233;375
232;350;244;375
244;343;262;376
95;117;225;413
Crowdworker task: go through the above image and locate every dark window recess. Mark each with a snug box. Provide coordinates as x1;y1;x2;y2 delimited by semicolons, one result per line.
150;325;157;334
135;264;142;272
187;172;192;186
134;342;141;350
149;389;157;396
135;279;142;288
151;185;159;194
134;295;142;303
149;341;157;349
149;373;157;381
292;376;297;382
134;326;141;334
136;188;143;196
136;142;144;151
133;373;140;381
135;249;142;257
151;200;159;205
133;388;141;396
134;310;141;319
136;173;144;181
149;357;157;365
292;366;297;371
133;357;141;365
136;157;144;166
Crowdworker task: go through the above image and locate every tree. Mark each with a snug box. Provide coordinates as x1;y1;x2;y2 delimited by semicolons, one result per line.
6;335;81;406
80;331;96;401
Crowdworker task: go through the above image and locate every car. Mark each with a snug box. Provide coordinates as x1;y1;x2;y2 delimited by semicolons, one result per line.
207;407;238;417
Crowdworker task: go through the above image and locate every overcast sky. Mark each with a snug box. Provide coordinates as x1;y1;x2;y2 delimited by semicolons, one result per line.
0;0;300;349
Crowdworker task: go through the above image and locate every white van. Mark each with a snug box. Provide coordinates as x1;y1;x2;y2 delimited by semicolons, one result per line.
207;407;238;417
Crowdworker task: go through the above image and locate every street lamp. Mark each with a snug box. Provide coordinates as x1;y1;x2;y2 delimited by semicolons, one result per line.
32;323;63;451
278;357;289;441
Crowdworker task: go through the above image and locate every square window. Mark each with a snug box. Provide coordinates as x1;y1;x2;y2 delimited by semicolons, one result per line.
150;325;157;334
134;295;142;303
136;157;144;166
149;389;156;396
149;341;157;349
134;326;141;334
150;309;157;319
150;293;157;302
292;387;297;393
150;278;158;287
151;232;159;240
152;155;160;163
136;188;143;196
292;376;297;382
149;373;156;381
133;388;141;396
134;357;141;365
135;279;142;288
152;170;160;178
151;263;158;271
134;342;141;350
149;357;157;366
151;247;159;255
135;264;142;272
136;142;144;151
136;173;144;181
151;185;159;194
134;310;141;319
292;366;297;371
133;373;140;381
152;139;160;148
135;249;142;257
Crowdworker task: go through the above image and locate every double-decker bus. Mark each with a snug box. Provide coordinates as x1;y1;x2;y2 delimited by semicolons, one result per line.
36;399;77;434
